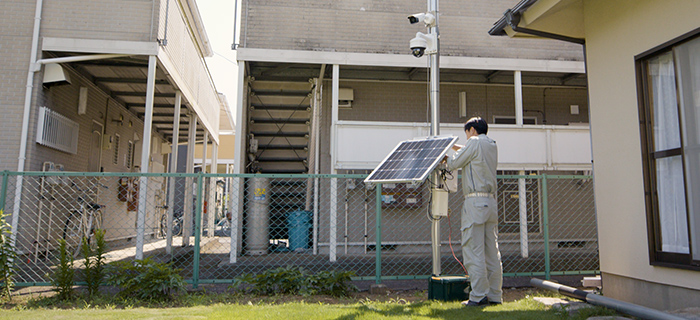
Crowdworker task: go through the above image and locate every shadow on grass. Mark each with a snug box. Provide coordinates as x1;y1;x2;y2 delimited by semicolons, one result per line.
332;299;617;320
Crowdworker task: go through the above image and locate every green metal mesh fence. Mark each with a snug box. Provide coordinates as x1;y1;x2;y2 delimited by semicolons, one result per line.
0;171;598;287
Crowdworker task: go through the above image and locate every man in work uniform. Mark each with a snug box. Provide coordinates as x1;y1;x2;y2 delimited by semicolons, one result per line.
445;116;503;307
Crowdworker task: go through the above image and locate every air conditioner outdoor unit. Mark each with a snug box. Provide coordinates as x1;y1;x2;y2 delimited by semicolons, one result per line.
338;88;354;108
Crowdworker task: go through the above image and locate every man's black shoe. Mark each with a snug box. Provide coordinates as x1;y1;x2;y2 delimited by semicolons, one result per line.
461;297;489;307
489;300;502;305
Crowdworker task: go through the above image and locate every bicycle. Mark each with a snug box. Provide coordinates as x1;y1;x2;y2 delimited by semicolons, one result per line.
159;208;183;238
62;181;107;257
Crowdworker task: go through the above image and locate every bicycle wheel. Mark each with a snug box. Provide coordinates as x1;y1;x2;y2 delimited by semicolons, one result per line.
86;209;103;251
62;210;84;257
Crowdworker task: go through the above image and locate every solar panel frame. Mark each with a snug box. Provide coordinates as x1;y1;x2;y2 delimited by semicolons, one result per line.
364;136;458;184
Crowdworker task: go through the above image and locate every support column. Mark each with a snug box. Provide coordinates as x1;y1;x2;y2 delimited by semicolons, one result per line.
201;131;208;238
515;70;523;126
166;91;182;254
230;61;247;263
329;64;339;262
183;113;197;246
135;55;157;260
208;141;218;237
519;170;529;258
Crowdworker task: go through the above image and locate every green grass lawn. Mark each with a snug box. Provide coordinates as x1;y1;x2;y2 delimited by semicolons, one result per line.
0;295;618;320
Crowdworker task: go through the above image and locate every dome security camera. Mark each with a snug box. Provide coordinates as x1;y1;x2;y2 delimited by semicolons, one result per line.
410;36;428;58
409;32;436;58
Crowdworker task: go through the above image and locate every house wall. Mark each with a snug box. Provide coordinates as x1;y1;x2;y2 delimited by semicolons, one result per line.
0;0;38;171
239;0;583;61
582;0;700;295
15;66;168;247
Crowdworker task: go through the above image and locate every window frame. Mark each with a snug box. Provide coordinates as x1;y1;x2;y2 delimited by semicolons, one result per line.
636;27;700;270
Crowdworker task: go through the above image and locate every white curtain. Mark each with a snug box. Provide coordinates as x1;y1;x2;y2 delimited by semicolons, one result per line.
676;37;700;260
649;52;690;254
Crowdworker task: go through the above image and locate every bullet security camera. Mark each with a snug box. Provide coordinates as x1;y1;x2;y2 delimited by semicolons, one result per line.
407;13;436;26
409;32;437;58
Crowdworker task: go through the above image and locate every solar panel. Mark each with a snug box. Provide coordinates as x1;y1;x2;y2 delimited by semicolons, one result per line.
364;136;458;184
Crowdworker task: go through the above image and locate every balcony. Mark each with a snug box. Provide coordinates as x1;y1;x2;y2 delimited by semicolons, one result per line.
335;121;592;171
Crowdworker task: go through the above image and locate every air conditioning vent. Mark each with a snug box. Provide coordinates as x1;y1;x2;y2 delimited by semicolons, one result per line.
36;107;79;154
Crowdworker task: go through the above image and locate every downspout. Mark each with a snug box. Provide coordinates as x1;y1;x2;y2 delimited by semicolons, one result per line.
531;279;686;320
12;0;44;238
231;0;239;49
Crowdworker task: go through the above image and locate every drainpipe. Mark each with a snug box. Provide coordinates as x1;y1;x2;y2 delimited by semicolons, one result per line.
503;9;585;45
12;0;45;239
531;279;686;320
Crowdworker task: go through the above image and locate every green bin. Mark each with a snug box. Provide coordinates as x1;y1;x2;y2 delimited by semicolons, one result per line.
428;276;470;301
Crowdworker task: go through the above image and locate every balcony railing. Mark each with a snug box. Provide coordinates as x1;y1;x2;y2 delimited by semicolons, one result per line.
335;121;592;171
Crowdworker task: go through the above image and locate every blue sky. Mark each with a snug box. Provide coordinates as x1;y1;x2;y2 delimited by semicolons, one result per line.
198;0;240;128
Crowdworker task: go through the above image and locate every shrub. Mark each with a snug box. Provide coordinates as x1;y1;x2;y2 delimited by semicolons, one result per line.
51;239;75;300
0;211;16;300
81;229;106;297
106;257;186;301
232;266;357;297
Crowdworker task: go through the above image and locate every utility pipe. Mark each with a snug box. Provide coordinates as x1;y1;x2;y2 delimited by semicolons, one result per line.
531;279;686;320
11;0;44;240
33;54;128;69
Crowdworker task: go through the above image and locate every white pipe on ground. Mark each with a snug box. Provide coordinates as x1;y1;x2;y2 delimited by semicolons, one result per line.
530;278;686;320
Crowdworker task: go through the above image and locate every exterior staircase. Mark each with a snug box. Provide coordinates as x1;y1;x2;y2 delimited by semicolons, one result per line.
248;81;313;174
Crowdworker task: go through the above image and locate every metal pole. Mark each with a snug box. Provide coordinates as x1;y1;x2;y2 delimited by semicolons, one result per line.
515;70;523;125
428;0;441;277
184;114;197;247
135;55;157;260
375;184;382;284
193;174;204;289
519;170;528;258
0;171;8;212
542;174;551;279
166;91;182;255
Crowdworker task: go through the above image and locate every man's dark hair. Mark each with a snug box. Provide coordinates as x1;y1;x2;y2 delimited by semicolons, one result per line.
464;117;488;134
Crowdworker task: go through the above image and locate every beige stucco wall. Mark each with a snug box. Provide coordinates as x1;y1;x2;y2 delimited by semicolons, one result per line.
194;134;236;173
583;0;700;290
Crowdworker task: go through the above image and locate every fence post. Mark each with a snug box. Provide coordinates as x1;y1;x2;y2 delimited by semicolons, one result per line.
375;183;382;284
193;173;204;289
0;171;8;212
542;174;551;280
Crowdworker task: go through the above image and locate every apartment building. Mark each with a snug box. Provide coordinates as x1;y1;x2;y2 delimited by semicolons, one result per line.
0;0;229;254
230;0;594;260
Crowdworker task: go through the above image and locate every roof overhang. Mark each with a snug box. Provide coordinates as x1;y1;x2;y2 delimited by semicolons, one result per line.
41;37;221;144
489;0;585;42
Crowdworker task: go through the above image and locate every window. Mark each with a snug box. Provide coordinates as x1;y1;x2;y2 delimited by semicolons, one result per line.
637;28;700;268
112;134;120;165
